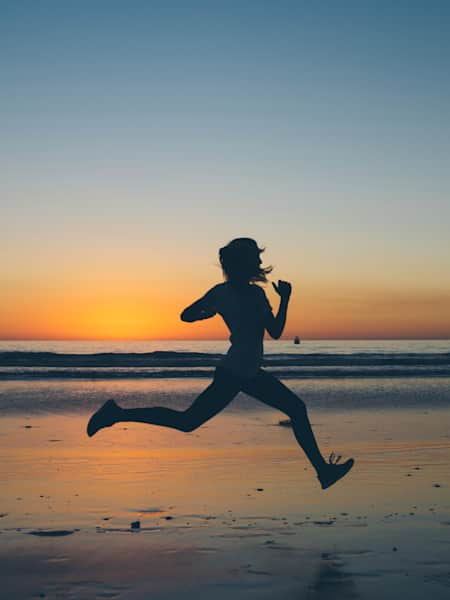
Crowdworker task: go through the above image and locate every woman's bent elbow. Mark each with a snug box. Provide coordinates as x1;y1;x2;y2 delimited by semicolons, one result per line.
267;328;281;339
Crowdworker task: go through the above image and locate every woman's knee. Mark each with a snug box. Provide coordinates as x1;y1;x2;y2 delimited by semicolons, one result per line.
180;420;198;433
284;394;307;419
179;411;203;432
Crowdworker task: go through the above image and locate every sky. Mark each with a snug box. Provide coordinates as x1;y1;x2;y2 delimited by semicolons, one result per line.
1;0;449;340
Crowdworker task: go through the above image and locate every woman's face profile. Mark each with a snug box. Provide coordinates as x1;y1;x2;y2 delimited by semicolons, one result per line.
242;248;262;275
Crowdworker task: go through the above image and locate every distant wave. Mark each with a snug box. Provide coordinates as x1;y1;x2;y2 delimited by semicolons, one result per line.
0;350;449;379
1;350;450;367
1;367;450;380
0;351;223;367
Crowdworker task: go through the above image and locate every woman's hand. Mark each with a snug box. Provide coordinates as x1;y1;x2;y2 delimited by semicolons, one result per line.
272;280;292;301
266;280;292;338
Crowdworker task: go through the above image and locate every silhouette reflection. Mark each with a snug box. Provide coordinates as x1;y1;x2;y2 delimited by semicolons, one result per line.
306;553;358;599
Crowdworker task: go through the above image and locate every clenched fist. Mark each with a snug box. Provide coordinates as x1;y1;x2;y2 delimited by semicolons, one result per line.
272;280;292;301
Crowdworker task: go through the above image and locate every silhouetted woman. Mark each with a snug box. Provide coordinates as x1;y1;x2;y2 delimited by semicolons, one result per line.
87;238;354;489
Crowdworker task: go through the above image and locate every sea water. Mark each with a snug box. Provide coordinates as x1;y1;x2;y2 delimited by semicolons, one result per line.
0;340;449;415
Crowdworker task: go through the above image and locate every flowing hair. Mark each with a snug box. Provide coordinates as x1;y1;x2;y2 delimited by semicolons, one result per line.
219;238;272;284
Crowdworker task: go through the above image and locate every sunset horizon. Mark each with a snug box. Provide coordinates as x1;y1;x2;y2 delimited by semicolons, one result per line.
2;335;449;342
2;258;449;341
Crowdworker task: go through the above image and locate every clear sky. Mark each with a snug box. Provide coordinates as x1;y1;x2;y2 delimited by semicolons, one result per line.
1;1;449;340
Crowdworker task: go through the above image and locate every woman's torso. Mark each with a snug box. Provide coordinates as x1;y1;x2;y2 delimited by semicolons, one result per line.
207;282;272;378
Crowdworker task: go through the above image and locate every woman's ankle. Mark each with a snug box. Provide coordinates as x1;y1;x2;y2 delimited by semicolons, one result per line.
314;458;328;476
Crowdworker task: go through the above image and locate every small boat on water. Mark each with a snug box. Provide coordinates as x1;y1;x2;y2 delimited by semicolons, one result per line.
294;336;301;345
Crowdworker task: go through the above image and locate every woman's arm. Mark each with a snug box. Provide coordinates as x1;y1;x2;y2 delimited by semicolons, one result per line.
180;287;218;322
180;298;216;322
265;280;292;339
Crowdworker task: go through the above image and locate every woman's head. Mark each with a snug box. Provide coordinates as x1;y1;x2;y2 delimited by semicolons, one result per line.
219;238;272;284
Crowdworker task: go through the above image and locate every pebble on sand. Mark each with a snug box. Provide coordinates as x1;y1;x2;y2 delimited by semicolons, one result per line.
29;530;75;537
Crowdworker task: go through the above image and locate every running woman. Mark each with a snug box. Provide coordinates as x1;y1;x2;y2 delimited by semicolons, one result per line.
87;238;354;489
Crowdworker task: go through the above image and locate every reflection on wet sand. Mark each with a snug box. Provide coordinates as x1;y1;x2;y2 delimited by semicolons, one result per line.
306;554;358;599
1;383;450;598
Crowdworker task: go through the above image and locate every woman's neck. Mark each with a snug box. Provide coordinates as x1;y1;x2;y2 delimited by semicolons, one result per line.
228;280;252;291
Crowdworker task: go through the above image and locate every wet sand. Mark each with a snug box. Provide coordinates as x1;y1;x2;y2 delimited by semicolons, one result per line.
1;384;450;599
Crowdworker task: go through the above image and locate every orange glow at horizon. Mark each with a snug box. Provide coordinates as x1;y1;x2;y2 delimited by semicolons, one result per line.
1;278;449;340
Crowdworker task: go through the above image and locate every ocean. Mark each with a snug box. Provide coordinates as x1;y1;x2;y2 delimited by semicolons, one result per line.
1;339;449;380
1;339;449;415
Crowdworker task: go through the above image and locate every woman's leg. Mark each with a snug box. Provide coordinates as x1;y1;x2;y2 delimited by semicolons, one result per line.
87;368;241;437
241;369;327;474
242;370;354;488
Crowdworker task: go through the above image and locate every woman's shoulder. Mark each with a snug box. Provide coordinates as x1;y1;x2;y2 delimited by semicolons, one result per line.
203;282;227;300
208;282;227;293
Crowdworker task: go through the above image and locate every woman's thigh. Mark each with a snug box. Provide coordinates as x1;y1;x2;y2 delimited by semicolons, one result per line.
241;369;306;416
183;367;242;427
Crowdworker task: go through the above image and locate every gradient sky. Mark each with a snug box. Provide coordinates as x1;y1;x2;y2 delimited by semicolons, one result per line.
1;1;449;340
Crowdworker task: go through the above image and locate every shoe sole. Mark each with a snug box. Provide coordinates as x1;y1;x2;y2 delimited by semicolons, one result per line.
86;400;116;437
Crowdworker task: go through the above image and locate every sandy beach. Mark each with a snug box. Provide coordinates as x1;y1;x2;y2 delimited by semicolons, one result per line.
1;376;450;599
